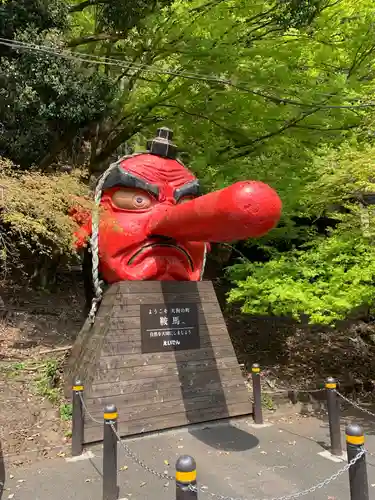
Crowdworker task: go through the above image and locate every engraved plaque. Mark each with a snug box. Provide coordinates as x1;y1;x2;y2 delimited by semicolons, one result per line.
140;303;200;353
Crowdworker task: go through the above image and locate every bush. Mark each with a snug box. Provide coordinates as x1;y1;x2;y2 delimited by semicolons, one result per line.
227;233;375;325
226;142;375;325
0;157;92;278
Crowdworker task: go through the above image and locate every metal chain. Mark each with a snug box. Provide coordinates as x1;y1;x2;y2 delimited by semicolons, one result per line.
266;387;325;394
110;423;175;481
335;390;375;419
78;392;102;424
261;380;325;394
78;393;173;479
187;448;366;500
78;393;366;500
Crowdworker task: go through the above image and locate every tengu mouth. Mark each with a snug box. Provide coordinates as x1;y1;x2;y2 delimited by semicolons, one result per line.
128;243;194;270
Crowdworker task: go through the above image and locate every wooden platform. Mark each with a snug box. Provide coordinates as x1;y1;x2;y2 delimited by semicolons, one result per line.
64;281;252;444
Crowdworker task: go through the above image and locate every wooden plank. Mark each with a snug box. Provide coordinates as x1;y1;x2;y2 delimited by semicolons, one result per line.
105;323;228;340
107;315;226;329
90;367;245;398
93;357;240;383
85;390;251;424
98;347;237;370
103;331;229;346
115;281;214;294
83;401;252;443
102;329;230;354
86;379;246;409
110;309;224;323
101;339;231;356
114;291;218;305
101;302;222;318
109;323;227;338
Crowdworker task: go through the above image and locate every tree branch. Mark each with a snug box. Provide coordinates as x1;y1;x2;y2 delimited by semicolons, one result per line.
69;0;108;13
157;104;250;141
293;123;360;132
220;107;320;161
67;33;125;48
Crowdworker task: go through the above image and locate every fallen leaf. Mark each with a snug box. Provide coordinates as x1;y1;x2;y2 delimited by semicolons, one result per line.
164;460;169;466
140;482;146;487
120;466;128;471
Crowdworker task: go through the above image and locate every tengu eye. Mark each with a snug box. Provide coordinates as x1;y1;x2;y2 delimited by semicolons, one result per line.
133;196;149;207
112;189;153;210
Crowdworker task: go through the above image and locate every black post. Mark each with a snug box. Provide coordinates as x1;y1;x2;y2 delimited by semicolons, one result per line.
326;377;342;456
71;378;84;457
103;404;118;500
346;423;369;500
251;363;263;424
176;455;198;500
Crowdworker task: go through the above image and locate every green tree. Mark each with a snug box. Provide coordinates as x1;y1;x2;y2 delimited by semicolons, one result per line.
0;0;115;168
227;140;375;325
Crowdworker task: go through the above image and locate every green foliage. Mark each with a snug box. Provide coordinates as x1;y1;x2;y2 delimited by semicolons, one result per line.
34;359;61;403
261;392;275;411
227;234;375;325
3;0;375;325
59;403;73;421
227;143;375;325
0;157;92;272
273;0;330;29
0;0;116;167
0;0;69;41
94;0;174;32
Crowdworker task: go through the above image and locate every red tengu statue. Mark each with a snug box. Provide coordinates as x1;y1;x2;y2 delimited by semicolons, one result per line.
71;128;282;312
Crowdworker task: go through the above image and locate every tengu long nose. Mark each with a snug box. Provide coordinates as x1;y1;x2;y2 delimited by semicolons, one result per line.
147;181;282;242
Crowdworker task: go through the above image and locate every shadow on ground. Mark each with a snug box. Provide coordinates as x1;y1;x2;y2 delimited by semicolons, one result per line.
189;422;259;451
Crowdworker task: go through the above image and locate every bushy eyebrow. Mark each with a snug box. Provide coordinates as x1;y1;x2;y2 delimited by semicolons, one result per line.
174;180;200;201
102;166;159;197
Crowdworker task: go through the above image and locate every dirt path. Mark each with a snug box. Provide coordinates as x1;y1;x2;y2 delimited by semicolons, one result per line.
0;273;85;464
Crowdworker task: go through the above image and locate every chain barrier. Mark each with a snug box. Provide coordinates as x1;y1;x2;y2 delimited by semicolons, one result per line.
78;392;102;424
335;390;375;420
110;423;175;482
78;390;367;500
187;448;366;500
265;385;325;395
78;394;174;480
261;379;325;395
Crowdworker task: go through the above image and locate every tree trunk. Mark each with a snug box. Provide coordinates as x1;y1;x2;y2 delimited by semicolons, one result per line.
38;129;80;171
